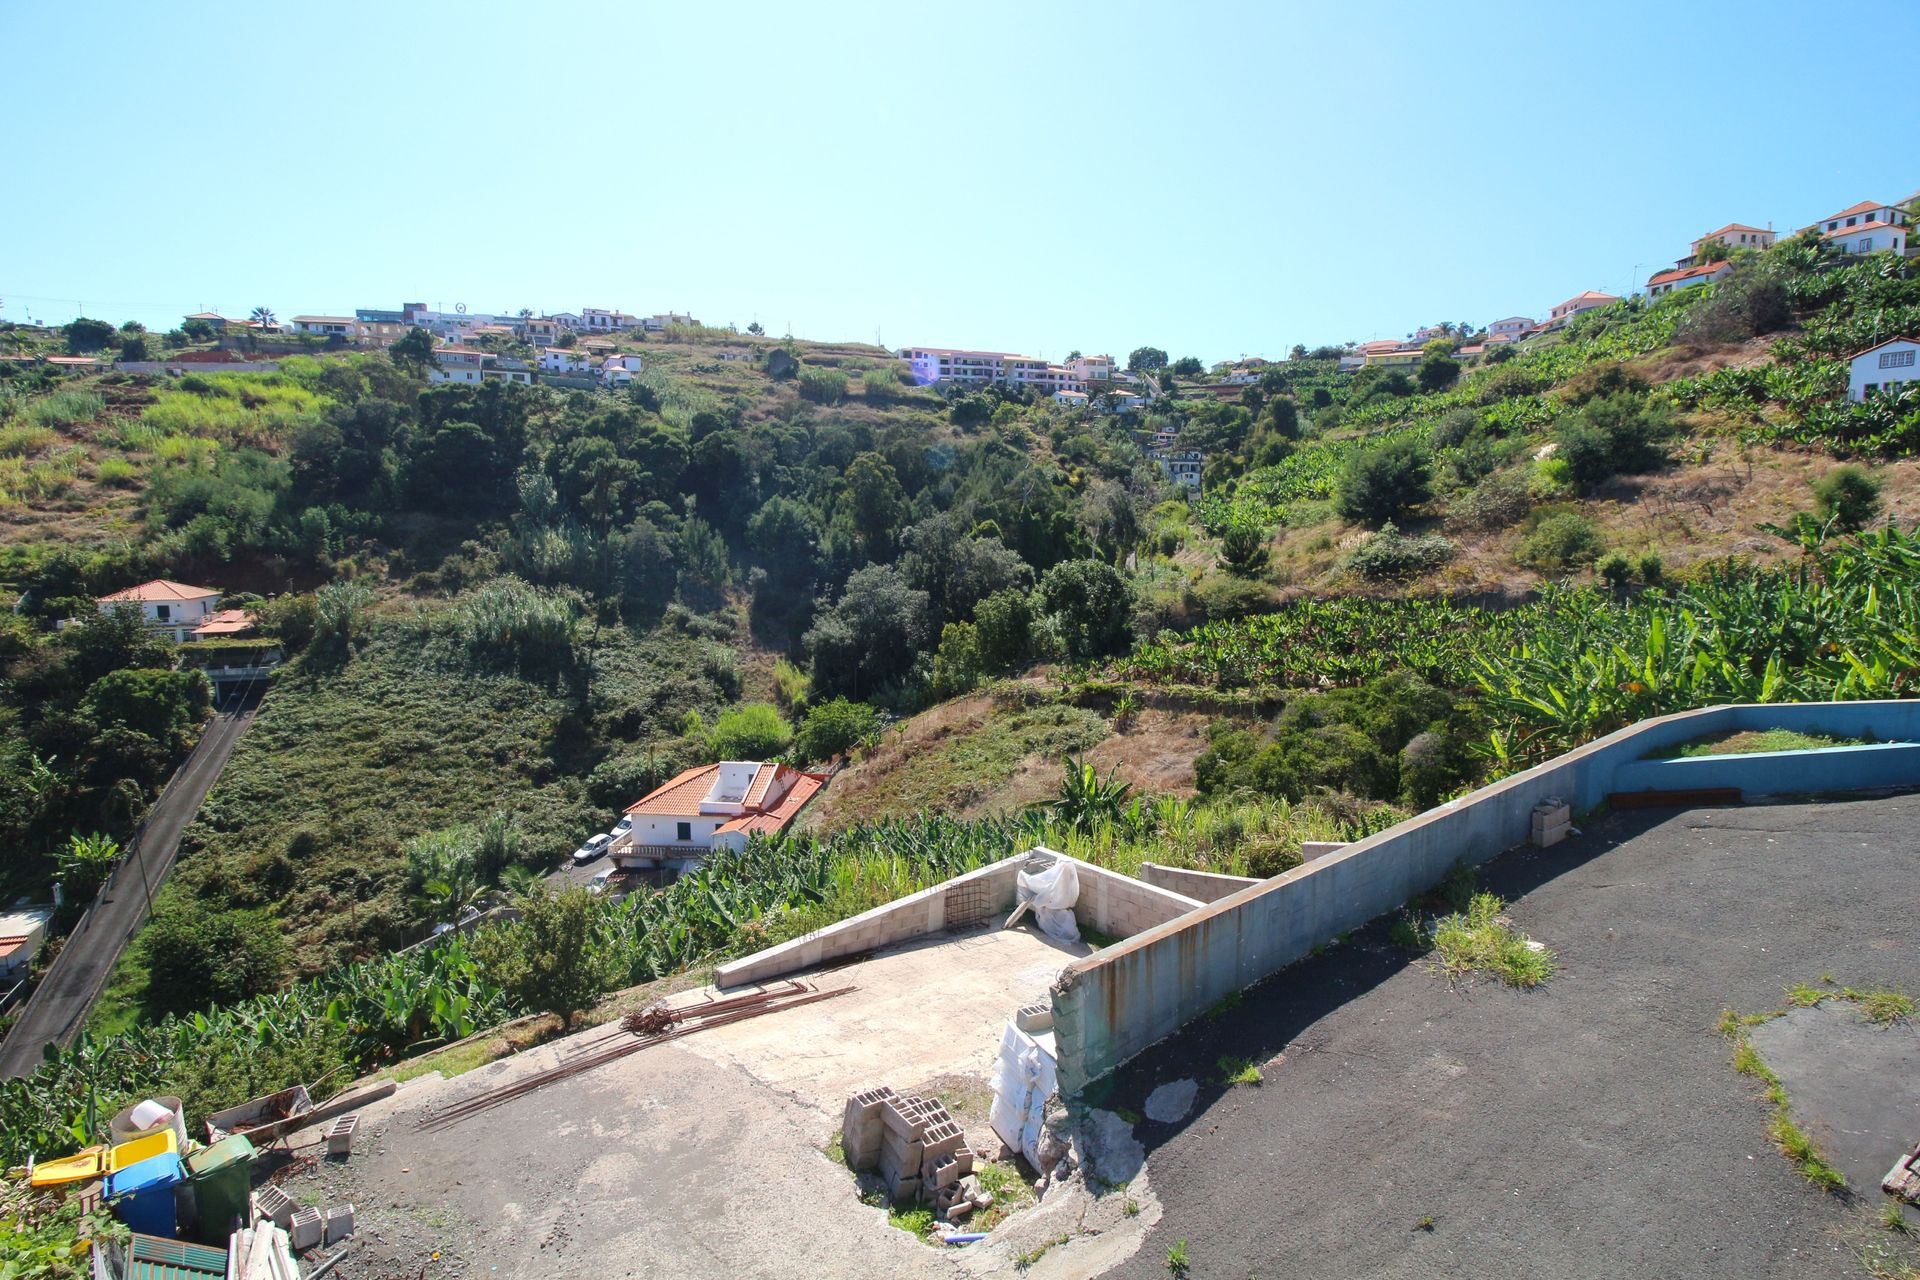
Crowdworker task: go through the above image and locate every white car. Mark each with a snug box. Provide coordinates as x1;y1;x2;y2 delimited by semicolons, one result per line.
588;868;616;896
572;833;613;865
611;815;635;840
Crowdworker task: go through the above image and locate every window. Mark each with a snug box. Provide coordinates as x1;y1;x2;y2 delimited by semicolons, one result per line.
676;821;692;842
155;604;170;621
1881;350;1916;370
1859;239;1873;254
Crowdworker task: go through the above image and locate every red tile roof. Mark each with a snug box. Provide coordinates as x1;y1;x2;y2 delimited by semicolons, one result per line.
99;579;219;604
625;762;828;837
1821;200;1887;222
1696;223;1770;240
1648;261;1733;287
189;608;255;637
624;765;721;815
715;771;825;837
1822;221;1905;240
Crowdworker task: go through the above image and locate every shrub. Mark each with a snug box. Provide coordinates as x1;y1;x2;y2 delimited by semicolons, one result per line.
1811;465;1882;531
793;697;880;762
1345;522;1455;580
139;905;292;1017
797;367;848;405
1037;559;1133;660
1553;392;1672;492
1448;472;1532;531
1673;274;1790;348
95;457;139;487
1515;510;1605;572
1335;435;1432;526
705;702;793;759
454;577;576;670
1636;551;1664;585
1596;551;1636;591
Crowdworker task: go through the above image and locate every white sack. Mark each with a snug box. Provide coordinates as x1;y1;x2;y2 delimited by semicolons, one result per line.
1016;859;1082;943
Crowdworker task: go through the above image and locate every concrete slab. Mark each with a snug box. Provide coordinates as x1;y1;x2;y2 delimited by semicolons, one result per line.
684;926;1090;1109
1748;1002;1920;1194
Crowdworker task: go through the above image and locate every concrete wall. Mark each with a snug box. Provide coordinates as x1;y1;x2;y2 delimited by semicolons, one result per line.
1137;863;1263;904
714;850;1202;988
115;361;281;375
1612;741;1920;795
1050;699;1920;1095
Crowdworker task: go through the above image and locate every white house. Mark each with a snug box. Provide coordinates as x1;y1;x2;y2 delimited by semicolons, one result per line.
641;312;698;332
289;315;356;339
1486;316;1535;344
97;579;221;643
1053;389;1089;408
539;347;589;373
1848;336;1920;402
1808;200;1910;237
1066;354;1115;383
581;308;639;332
1689;223;1774;259
0;905;54;981
901;346;1084;394
1099;391;1149;413
429;346;489;384
1547;291;1620;327
1824;220;1908;257
1647;259;1734;297
1153;450;1204;490
612;761;828;868
550;312;584;330
601;354;644;387
1337;352;1366;372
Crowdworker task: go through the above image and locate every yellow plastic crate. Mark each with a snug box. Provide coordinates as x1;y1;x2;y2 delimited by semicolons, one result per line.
109;1130;179;1173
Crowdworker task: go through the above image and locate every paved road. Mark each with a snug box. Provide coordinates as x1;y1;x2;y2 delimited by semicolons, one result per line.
1098;794;1920;1280
0;690;261;1078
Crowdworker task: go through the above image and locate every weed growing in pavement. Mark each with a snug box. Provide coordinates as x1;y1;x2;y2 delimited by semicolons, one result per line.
1427;893;1556;988
1720;1000;1848;1192
1884;1202;1913;1235
1217;1055;1263;1086
1414;1215;1436;1232
1016;1234;1070;1269
969;1160;1035;1232
886;1201;936;1241
1167;1239;1191;1276
1783;978;1913;1025
1124;1198;1141;1217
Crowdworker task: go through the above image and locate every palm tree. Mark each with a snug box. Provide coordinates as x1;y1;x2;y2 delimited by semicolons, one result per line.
250;306;276;330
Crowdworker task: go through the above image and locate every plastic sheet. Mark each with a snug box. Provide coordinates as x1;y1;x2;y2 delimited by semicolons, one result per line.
989;1020;1060;1161
1015;859;1081;943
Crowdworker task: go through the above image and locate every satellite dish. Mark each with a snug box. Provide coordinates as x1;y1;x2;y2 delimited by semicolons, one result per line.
455;303;467;314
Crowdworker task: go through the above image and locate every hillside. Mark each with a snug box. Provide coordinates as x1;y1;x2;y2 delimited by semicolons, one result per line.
0;231;1916;1079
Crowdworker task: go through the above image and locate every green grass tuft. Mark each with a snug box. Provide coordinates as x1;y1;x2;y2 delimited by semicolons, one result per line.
1428;892;1555;988
1218;1055;1263;1086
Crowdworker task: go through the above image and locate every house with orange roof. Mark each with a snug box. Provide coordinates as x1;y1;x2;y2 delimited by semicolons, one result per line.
96;579;221;643
1847;336;1920;403
1547;291;1621;328
611;760;829;869
1689;223;1774;260
1486;316;1536;344
1647;259;1734;297
1806;199;1909;238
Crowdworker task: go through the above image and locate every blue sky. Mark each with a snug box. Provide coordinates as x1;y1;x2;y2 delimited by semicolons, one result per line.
3;2;1911;363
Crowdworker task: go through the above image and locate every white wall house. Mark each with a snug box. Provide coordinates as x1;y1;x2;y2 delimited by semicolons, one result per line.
429;347;489;383
1848;337;1920;402
97;580;221;643
1689;223;1774;259
1809;200;1910;237
581;308;639;332
1647;260;1734;297
0;906;54;980
1066;354;1115;383
1824;221;1908;257
1486;316;1535;343
601;354;644;387
1548;291;1620;326
641;312;697;332
1054;389;1089;408
612;761;827;868
901;346;1084;394
290;315;355;338
539;347;589;373
1153;450;1204;490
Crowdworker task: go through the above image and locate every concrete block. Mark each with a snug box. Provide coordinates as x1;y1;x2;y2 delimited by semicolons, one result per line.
924;1153;962;1191
323;1203;355;1245
921;1119;964;1161
1015;1002;1053;1033
253;1184;297;1228
289;1207;323;1251
324;1114;358;1157
1531;819;1569;848
881;1098;925;1139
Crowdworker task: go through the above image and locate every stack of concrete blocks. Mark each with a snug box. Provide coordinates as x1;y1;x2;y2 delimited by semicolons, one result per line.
1531;798;1572;848
841;1085;898;1172
877;1094;941;1202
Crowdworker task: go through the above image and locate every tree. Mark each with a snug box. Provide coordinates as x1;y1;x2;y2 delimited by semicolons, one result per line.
974;588;1035;670
1695;238;1733;265
1170;356;1204;377
56;832;121;902
119;334;149;362
793;697;881;762
747;321;765;336
1812;465;1883;531
65;317;116;353
390;326;441;377
844;451;908;559
1289;344;1309;361
1037;559;1133;660
1417;352;1460;392
1553;392;1671;492
478;887;612;1029
250;306;276;330
1127;346;1169;372
1048;756;1133;832
804;564;931;698
138;904;291;1017
705;703;793;759
1335;436;1432;526
1218;513;1270;576
82;668;209;749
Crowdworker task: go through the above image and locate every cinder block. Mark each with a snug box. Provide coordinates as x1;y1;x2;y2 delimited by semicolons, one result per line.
324;1114;358;1157
323;1203;355;1245
1015;1002;1053;1033
289;1207;323;1251
921;1119;964;1162
923;1153;962;1191
1531;819;1570;848
253;1185;296;1228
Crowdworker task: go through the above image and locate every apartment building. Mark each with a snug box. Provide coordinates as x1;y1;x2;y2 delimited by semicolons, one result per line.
902;346;1083;394
1689;223;1774;259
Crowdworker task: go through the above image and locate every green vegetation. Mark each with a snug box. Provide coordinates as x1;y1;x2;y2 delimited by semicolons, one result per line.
1659;728;1866;758
1422;892;1556;988
1217;1055;1263;1085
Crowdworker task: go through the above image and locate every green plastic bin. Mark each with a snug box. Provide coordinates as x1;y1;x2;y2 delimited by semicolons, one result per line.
183;1134;254;1244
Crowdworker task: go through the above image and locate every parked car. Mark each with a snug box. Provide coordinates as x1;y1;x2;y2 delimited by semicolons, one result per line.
588;868;615;895
572;833;613;865
611;815;635;839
